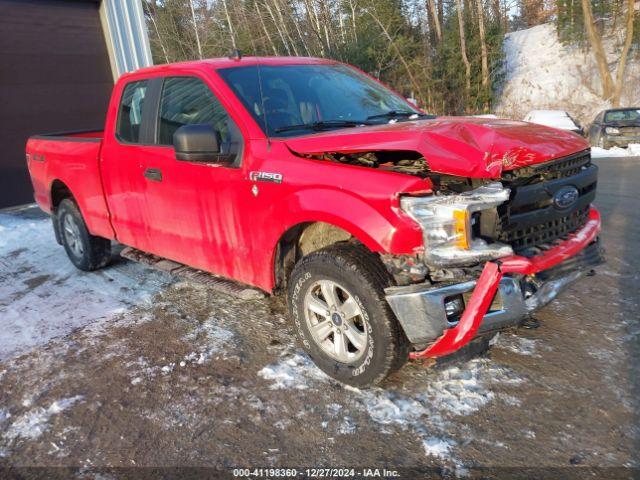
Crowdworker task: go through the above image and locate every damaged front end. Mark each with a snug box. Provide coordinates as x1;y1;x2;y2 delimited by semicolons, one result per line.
379;150;604;356
321;148;603;357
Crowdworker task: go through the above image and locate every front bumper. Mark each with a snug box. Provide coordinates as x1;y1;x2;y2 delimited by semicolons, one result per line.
385;207;603;358
605;134;640;147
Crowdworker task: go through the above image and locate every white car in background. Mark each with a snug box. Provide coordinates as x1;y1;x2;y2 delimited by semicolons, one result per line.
524;110;584;135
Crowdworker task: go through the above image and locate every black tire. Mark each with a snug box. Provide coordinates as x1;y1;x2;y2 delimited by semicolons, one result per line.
57;199;111;271
287;243;410;387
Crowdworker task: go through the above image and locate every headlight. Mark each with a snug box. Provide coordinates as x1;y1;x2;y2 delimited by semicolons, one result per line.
605;127;620;135
401;182;514;267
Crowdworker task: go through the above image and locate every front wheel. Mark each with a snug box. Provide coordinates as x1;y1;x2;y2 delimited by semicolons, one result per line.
287;243;409;387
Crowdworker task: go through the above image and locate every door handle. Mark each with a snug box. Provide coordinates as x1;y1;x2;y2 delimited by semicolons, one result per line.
144;168;163;182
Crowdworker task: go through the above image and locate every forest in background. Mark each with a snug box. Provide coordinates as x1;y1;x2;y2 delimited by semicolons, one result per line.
143;0;639;115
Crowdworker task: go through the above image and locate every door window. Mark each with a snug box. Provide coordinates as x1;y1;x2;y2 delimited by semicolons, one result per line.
157;77;237;147
116;80;148;143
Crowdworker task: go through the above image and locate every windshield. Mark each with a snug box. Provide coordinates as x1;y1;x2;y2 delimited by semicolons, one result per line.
217;64;424;137
604;109;640;123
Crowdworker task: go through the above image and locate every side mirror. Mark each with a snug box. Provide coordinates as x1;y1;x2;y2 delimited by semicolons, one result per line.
173;124;226;163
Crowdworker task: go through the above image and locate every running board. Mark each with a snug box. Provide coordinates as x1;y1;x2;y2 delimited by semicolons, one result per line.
120;247;265;300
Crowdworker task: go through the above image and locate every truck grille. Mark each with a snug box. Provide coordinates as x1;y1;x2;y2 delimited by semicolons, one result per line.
480;150;597;254
618;126;640;137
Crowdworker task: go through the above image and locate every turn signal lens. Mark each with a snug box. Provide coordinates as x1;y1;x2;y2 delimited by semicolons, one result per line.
453;209;470;249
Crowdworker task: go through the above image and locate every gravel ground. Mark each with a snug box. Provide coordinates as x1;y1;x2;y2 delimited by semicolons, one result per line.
0;157;638;479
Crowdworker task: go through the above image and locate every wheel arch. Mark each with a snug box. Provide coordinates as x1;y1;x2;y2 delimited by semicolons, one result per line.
50;179;76;211
273;220;381;292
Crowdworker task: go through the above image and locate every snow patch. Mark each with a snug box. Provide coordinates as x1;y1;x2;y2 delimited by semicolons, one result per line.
422;437;454;460
259;351;523;467
181;320;236;365
4;396;83;441
0;210;171;361
0;409;11;422
591;144;640;158
258;352;330;389
495;334;539;357
337;417;357;435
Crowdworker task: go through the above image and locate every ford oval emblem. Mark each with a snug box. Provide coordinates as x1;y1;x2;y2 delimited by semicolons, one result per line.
553;186;579;209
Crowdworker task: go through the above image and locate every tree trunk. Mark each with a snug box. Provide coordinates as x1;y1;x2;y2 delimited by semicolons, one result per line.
476;0;489;87
455;0;471;93
581;0;614;100
612;0;635;106
188;0;203;59
263;0;292;55
256;3;278;55
427;0;442;42
368;11;423;99
349;0;358;42
222;0;237;50
492;0;501;25
147;6;170;63
271;0;300;56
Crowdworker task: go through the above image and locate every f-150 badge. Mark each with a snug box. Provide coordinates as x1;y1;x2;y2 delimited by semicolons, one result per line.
249;171;283;183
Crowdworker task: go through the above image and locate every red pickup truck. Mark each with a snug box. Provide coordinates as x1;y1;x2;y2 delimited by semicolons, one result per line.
26;57;602;386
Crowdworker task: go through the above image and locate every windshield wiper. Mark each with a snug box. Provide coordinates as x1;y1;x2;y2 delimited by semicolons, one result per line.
366;110;428;121
274;120;371;133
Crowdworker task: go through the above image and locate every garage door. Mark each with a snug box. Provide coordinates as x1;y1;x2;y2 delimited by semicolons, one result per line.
0;0;113;209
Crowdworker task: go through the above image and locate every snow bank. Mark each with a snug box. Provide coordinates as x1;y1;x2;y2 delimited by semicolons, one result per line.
497;23;640;125
0;208;171;361
591;144;640;158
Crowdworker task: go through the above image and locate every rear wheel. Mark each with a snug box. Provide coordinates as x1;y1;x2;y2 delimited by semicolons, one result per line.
57;199;111;271
287;243;410;387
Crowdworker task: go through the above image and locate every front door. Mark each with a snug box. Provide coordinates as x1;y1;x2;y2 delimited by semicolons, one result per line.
137;75;251;281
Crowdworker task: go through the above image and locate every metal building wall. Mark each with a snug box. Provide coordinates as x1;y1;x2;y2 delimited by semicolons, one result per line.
100;0;153;80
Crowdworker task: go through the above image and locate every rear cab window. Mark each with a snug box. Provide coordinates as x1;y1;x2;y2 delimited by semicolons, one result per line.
116;80;148;143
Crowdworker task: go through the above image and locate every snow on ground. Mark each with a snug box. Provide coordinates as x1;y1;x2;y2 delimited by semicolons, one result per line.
591;144;640;158
258;352;331;389
497;23;640;125
3;396;83;442
260;351;523;468
494;333;539;357
0;207;172;361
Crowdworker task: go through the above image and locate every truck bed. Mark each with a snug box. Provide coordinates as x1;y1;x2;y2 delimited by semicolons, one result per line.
26;129;113;239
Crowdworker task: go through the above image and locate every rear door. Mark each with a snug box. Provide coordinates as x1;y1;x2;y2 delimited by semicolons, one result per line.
100;78;157;252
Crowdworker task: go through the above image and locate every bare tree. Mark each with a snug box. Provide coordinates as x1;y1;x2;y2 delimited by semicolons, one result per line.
145;1;170;63
455;0;471;93
581;0;614;99
476;0;489;87
427;0;442;42
222;0;237;50
255;2;279;55
612;0;635;106
368;10;424;100
188;0;203;59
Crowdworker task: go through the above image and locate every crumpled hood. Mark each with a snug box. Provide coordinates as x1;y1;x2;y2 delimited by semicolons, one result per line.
285;117;590;178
